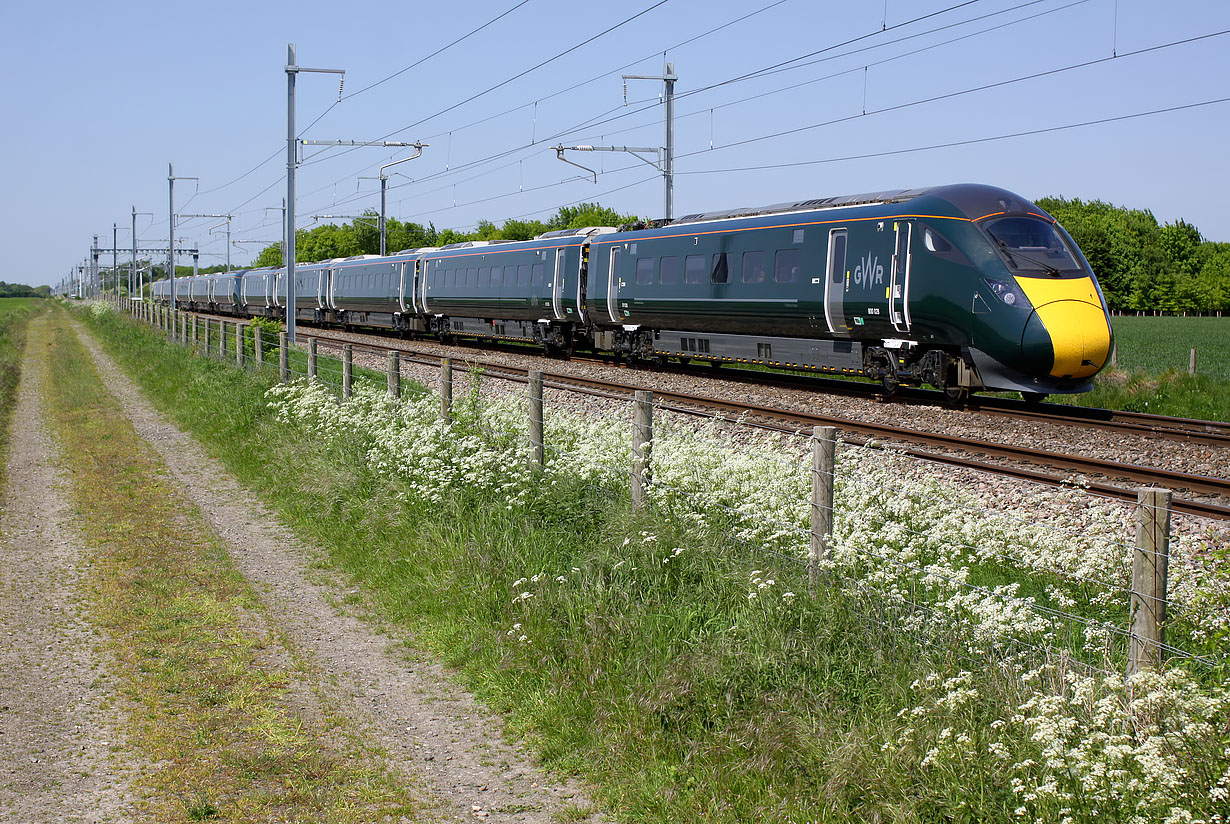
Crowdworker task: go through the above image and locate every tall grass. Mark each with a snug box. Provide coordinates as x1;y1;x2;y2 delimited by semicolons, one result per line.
81;304;1230;824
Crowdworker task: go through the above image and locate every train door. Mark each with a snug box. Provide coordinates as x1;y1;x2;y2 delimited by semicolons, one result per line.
606;247;622;323
889;221;912;333
398;262;410;313
552;248;566;320
823;228;849;336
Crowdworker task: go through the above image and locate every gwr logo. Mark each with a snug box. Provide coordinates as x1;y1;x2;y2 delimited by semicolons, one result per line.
848;252;884;292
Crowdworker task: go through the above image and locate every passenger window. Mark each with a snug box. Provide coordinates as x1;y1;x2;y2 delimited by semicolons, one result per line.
828;230;848;285
659;256;681;285
684;254;705;284
742;251;767;283
479;266;490;287
711;253;730;284
775;248;800;283
532;263;545;287
517;264;530;287
467;267;477;287
504;265;517;286
445;269;454;287
636;257;655;285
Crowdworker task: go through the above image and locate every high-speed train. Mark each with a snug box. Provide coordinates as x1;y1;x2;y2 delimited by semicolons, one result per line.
154;183;1113;400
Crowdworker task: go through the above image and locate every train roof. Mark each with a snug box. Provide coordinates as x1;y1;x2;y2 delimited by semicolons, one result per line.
665;184;1050;227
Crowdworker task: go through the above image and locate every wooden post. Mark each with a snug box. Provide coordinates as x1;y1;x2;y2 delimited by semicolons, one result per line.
307;337;317;380
279;332;289;383
529;371;544;469
219;321;226;357
236;324;245;367
203;318;211;354
387;351;400;399
809;426;837;595
631;390;653;511
254;326;264;368
1110;342;1118;368
1128;488;1171;677
342;344;353;399
192;315;198;348
441;358;453;423
1189;348;1196;375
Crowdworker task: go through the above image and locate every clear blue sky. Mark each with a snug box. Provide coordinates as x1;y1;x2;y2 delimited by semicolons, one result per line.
3;0;1228;288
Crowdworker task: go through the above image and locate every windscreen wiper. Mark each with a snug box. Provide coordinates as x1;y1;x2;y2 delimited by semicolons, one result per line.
988;232;1061;276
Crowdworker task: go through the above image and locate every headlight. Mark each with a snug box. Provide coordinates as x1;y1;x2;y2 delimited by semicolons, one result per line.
983;278;1031;310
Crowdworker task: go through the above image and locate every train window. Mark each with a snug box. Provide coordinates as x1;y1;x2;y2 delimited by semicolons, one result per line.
479;267;490;287
532;263;545;287
923;228;952;253
828;230;848;284
504;265;517;286
711;253;730;284
775;248;800;283
793;228;805;244
684;254;705;284
467;267;477;287
636;257;655;285
742;251;767;283
517;264;531;287
982;216;1081;273
659;256;681;285
444;269;454;288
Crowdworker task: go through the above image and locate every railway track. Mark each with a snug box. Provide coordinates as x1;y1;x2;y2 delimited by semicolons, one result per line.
295;327;1230;521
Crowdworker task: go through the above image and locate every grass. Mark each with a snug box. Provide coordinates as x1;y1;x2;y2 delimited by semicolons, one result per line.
38;306;426;823
72;305;1046;822
0;297;44;480
80;302;1230;823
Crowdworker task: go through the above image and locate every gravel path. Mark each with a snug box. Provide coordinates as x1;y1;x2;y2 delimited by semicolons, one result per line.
72;321;605;824
0;316;141;824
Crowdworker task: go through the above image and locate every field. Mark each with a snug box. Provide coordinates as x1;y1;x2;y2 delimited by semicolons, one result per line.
1072;315;1230;420
1109;315;1230;380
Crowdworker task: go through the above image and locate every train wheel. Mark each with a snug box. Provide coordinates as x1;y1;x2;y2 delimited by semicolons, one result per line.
880;375;899;396
1021;391;1048;404
942;385;968;404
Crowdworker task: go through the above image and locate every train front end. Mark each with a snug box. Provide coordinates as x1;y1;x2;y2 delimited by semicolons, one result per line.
922;185;1113;397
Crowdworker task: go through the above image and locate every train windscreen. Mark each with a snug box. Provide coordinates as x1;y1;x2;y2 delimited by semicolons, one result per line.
982;216;1082;275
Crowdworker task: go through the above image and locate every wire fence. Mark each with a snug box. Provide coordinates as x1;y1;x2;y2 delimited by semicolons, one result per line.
130;300;1230;681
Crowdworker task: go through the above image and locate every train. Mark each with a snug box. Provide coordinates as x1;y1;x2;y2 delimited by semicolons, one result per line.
153;183;1113;401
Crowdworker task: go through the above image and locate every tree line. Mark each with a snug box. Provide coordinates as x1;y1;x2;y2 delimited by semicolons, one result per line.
250;203;642;269
0;281;51;298
1036;197;1229;313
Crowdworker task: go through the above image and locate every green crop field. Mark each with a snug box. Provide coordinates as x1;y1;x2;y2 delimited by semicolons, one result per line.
1109;315;1230;381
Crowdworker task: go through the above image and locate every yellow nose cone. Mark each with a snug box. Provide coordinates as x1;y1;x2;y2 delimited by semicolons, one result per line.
1013;277;1111;378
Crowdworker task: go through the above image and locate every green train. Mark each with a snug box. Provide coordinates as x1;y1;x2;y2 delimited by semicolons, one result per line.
160;183;1113;401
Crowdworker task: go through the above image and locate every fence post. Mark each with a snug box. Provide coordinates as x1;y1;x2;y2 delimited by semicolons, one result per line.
1128;487;1171;677
441;358;453;423
254;326;264;368
236;324;245;368
219;321;227;357
342;344;353;399
529;371;544;470
1111;342;1118;368
191;315;198;348
809;426;837;596
279;332;289;383
307;337;317;380
203;318;211;354
631;390;654;511
387;351;400;399
1189;348;1196;375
